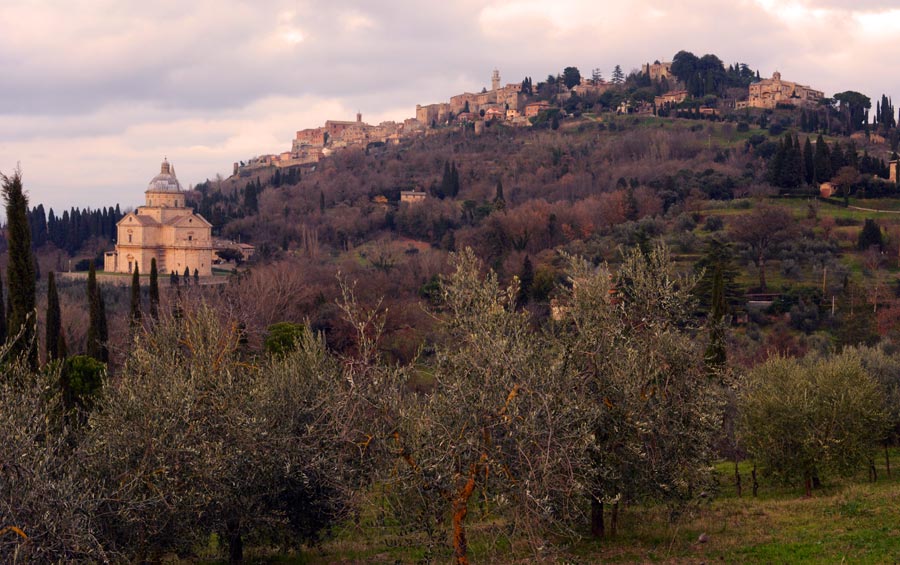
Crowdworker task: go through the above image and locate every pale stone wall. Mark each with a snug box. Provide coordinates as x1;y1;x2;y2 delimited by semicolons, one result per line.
107;163;214;276
747;72;823;109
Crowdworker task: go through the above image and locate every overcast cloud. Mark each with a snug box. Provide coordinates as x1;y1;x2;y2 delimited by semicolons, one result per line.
2;0;899;212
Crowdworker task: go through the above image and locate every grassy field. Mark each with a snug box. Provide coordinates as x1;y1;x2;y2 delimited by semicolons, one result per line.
241;452;900;564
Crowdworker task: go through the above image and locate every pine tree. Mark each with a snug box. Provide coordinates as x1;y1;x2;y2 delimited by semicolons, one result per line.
149;258;159;320
130;264;142;330
86;261;108;363
2;168;37;369
46;271;62;362
612;65;624;84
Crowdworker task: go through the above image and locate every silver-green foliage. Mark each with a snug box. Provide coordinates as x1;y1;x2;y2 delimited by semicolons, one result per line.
559;244;722;512
739;351;888;487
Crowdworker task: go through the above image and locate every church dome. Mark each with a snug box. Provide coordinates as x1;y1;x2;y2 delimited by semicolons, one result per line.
146;159;182;192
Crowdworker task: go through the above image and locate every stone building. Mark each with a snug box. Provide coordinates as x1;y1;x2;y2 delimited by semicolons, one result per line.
746;72;823;109
104;159;214;276
642;61;673;81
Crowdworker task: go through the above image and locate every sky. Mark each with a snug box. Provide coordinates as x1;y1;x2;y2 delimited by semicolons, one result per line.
2;0;900;213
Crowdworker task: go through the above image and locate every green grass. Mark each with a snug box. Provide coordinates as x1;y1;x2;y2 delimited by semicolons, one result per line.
240;451;900;564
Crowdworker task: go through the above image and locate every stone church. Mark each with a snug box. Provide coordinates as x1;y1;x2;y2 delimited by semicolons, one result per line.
104;159;214;276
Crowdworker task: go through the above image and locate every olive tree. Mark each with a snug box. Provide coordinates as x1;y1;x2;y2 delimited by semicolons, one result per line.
386;249;586;564
556;244;723;536
739;351;888;496
82;302;372;562
0;343;106;561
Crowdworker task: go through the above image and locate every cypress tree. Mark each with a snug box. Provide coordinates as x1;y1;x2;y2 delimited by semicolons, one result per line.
803;137;815;185
130;264;142;330
193;268;199;285
170;270;178;286
814;134;832;182
0;274;6;345
46;271;62;362
2;168;37;369
149;258;159;320
517;255;534;307
704;263;727;373
183;266;190;284
86;261;108;363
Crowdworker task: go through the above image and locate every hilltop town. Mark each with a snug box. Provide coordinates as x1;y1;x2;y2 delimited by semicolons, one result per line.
233;56;829;176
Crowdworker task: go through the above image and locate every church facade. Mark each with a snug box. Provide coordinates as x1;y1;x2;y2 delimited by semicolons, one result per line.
104;159;214;276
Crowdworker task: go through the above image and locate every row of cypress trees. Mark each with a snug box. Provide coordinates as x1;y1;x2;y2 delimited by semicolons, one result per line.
3;168;161;372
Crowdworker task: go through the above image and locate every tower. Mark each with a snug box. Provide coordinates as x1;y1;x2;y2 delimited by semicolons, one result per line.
356;111;362;123
492;69;500;91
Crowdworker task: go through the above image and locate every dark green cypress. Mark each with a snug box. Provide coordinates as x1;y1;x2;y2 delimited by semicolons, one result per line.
149;258;159;320
130;264;142;330
86;261;108;363
2;169;37;369
814;134;832;182
803;137;815;185
518;255;534;307
46;271;62;362
0;274;6;345
183;266;190;284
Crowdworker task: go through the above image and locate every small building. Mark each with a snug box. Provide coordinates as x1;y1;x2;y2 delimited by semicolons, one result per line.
524;101;551;118
747;72;823;109
819;182;836;198
400;190;427;203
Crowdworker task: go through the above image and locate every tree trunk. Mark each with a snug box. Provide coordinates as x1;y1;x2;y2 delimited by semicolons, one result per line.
886;443;892;478
758;254;767;292
226;519;243;564
734;459;742;498
869;458;877;482
812;474;821;490
453;463;479;565
804;477;812;498
751;463;759;497
610;501;619;538
590;498;605;538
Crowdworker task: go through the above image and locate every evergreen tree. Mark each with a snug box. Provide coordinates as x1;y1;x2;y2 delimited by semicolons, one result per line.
494;179;505;208
0;275;5;345
704;262;727;373
450;162;460;197
2;168;37;369
184;266;191;284
803;137;815;185
130;264;142;330
149;258;159;320
814;134;832;182
611;64;624;84
319;191;325;213
624;186;639;221
858;219;884;251
86;261;108;363
517;255;534;307
194;268;199;285
171;270;179;286
46;271;62;362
